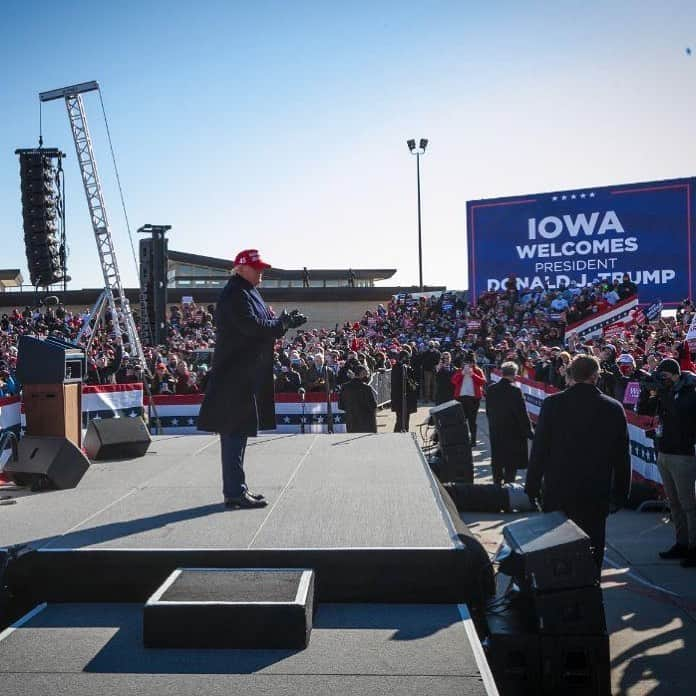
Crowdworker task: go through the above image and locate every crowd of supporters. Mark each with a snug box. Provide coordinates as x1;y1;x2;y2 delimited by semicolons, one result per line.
0;278;694;416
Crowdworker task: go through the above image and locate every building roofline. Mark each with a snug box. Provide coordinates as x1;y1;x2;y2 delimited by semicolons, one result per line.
167;250;396;281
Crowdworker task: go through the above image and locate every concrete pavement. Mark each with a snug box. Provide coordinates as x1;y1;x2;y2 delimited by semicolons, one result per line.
377;402;695;696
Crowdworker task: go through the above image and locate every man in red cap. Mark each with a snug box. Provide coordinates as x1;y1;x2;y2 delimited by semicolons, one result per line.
198;249;306;508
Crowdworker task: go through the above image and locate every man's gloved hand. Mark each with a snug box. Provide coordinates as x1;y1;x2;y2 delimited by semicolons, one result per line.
287;309;307;328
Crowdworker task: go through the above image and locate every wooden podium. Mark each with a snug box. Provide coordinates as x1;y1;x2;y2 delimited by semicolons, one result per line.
18;335;86;450
23;383;83;448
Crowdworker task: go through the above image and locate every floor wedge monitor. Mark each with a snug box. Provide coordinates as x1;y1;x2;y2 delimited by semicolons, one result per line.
84;417;151;460
5;435;90;489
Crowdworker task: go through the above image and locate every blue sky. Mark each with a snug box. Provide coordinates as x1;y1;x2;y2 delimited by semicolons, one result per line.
2;0;696;292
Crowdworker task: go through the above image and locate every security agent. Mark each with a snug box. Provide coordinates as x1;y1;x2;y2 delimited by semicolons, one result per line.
197;249;307;509
526;354;631;569
651;359;696;567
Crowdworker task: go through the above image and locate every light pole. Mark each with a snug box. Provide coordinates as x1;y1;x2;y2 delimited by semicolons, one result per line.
407;138;428;291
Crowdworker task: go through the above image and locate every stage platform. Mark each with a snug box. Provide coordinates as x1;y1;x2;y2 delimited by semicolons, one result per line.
2;433;492;605
2;433;459;551
0;433;497;694
0;602;495;695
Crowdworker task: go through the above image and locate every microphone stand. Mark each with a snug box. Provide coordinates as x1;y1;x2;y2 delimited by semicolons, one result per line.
401;360;408;433
298;388;306;434
324;365;334;434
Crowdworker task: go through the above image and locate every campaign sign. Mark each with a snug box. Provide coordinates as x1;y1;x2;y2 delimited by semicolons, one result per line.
467;177;696;307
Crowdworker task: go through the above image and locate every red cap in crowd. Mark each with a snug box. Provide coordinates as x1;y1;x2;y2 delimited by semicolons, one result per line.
233;249;271;270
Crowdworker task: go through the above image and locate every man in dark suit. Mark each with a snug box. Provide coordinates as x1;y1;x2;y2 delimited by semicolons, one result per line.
525;354;631;568
390;350;418;432
197;249;306;509
485;361;533;485
338;365;378;433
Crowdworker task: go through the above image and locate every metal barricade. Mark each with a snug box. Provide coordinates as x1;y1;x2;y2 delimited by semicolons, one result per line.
369;368;392;407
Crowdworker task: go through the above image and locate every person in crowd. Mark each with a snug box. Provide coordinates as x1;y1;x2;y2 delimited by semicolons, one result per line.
420;340;441;403
305;353;329;392
651;359;696;567
597;344;621;398
390;350;418;432
275;364;302;393
614;353;651;412
485;361;533;486
175;361;199;395
338;365;378;433
526;355;631;569
302;266;310;288
87;343;124;385
151;362;176;394
197;249;306;509
451;352;486;447
617;273;638;300
337;351;361;386
434;351;455;404
196;364;210;393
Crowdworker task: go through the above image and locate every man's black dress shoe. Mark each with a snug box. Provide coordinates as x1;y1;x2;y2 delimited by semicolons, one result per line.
659;543;689;560
224;492;268;509
680;549;696;567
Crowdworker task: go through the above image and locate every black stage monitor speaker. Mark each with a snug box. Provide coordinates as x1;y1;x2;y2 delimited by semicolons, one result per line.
429;400;472;483
445;482;508;513
84;417;152;460
5;436;89;489
502;512;597;592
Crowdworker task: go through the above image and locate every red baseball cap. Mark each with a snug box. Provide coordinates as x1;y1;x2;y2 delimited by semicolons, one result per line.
233;249;271;270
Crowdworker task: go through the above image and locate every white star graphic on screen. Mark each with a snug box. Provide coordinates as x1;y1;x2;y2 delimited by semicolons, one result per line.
187;418;195;426
551;195;558;201
283;416;291;424
589;192;595;197
561;195;567;200
571;194;576;199
316;416;324;423
580;193;586;198
333;414;341;422
171;418;179;426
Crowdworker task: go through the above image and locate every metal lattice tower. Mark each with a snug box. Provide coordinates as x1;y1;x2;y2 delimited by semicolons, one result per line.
40;82;146;370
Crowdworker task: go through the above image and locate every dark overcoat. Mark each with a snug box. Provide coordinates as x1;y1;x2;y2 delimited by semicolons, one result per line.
485;378;533;472
197;275;286;436
390;362;418;415
526;383;631;518
434;365;455;404
338;379;378;433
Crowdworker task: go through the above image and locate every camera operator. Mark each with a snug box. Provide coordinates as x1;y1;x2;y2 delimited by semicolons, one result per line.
651;358;696;567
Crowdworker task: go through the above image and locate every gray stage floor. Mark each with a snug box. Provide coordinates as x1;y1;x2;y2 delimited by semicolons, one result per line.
0;602;492;695
1;433;458;552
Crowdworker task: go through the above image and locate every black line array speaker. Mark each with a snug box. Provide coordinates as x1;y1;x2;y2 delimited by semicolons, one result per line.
84;417;152;460
4;436;90;490
429;400;472;483
444;482;509;513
